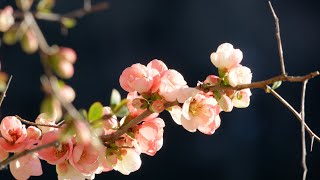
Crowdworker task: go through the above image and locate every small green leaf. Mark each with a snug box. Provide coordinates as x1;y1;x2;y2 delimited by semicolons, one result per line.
115;105;129;118
88;102;103;122
110;89;121;109
61;18;77;29
272;81;282;90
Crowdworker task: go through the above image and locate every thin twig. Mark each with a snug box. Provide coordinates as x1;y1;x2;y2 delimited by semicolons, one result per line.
15;115;61;128
0;75;12;108
301;80;308;180
268;1;286;75
200;71;319;92
267;86;320;142
0;140;59;170
14;2;109;22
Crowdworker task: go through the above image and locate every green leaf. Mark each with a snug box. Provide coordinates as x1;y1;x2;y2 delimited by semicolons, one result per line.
115;105;129;118
61;18;77;29
110;89;121;109
272;81;282;90
88;102;103;122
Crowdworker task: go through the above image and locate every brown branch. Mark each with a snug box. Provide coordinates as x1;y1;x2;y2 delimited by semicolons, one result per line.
0;75;12;108
267;86;320;142
268;1;286;75
199;71;319;92
0;140;59;170
300;80;308;180
15;115;61;128
14;2;109;22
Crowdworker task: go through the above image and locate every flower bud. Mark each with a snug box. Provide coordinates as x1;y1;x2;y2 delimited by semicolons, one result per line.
3;26;18;45
21;29;39;54
16;0;34;11
132;98;148;110
204;75;219;86
59;85;76;103
0;6;14;32
150;100;165;113
59;47;77;64
52;60;74;79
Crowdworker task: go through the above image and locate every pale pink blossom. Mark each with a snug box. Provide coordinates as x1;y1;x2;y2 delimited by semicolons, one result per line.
57;61;74;79
38;131;73;165
59;84;76;103
147;59;168;76
0;6;14;32
232;88;252;108
35;113;57;134
168;105;182;125
134;117;165;156
198;115;221;135
57;161;89;180
24;126;42;149
180;93;220;133
113;148;142;175
0;146;8;162
119;63;154;93
210;43;243;70
227;65;252;87
147;59;168;92
158;69;187;102
69;144;100;175
0;116;27;152
9;154;43;180
217;94;233;112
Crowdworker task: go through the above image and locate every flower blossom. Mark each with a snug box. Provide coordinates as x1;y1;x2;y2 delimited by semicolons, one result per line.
0;116;27;152
134;117;165;156
0;6;14;32
227;65;252;87
210;43;243;70
113;148;142;175
9;154;43;180
232;88;252;108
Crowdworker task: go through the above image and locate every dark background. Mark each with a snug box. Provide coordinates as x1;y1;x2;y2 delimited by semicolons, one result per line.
1;0;320;179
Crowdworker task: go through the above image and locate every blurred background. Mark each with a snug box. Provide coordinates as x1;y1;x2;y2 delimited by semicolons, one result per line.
1;0;320;179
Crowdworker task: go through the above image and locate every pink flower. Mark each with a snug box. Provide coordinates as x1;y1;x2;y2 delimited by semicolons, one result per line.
0;6;14;32
59;84;76;103
119;63;154;93
134;117;165;156
24;126;42;149
232;88;252;108
198;115;221;135
57;161;90;180
0;116;27;152
0;146;8;162
9;154;42;180
147;59;168;92
69;144;100;175
210;43;243;70
172;92;221;134
158;69;187;102
35;113;57;134
113;148;142;175
217;94;233;112
227;65;252;87
38;131;73;165
204;75;220;86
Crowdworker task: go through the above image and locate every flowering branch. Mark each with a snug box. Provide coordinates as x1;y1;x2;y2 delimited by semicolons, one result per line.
15;115;61;128
0;140;59;170
199;71;319;92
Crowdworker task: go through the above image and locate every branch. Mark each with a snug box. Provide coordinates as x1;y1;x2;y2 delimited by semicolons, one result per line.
14;2;109;22
301;80;308;180
0;140;59;170
266;86;320;142
199;71;319;92
268;1;286;75
0;75;12;108
15;115;61;128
